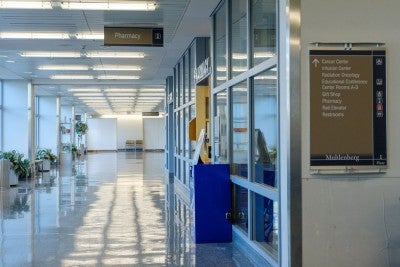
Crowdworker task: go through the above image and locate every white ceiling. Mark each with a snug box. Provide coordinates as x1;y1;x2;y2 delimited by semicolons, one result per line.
0;0;218;115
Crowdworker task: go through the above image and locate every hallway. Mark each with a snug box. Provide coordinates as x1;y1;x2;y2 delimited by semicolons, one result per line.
0;152;255;267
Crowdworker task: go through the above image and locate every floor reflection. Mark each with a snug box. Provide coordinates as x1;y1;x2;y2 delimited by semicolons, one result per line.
0;151;255;266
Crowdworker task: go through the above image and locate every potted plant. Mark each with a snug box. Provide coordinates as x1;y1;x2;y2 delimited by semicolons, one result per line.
0;150;31;185
75;121;88;156
71;143;78;159
36;149;57;171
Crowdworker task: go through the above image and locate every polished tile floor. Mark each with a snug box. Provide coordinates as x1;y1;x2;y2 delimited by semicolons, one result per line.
0;152;256;267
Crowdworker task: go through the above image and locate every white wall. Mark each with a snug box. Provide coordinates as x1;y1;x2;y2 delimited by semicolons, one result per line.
301;1;400;266
37;96;57;153
115;115;143;150
143;117;165;150
2;81;28;156
87;118;117;150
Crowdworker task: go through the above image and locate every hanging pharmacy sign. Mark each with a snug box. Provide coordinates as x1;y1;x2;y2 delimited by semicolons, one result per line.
104;27;163;47
309;47;387;170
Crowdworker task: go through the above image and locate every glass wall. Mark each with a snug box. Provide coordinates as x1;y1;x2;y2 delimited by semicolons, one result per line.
231;81;248;178
169;38;209;188
231;0;248;77
212;0;279;265
251;0;277;66
253;69;278;188
214;1;227;87
214;90;228;163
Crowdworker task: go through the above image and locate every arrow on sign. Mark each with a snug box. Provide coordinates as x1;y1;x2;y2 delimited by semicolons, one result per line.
312;58;320;67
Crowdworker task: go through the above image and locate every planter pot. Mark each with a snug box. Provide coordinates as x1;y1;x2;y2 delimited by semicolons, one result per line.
0;159;10;188
9;169;18;186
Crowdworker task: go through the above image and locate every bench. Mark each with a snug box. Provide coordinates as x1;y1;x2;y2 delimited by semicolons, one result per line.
125;140;143;151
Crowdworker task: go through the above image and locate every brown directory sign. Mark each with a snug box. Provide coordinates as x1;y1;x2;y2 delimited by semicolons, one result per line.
310;49;386;169
104;27;163;47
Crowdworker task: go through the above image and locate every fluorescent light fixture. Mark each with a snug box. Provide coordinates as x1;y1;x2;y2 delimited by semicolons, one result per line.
0;32;69;39
103;88;136;92
106;93;136;96
39;65;89;70
254;75;277;80
254;52;275;58
98;75;140;80
232;53;247;60
51;75;93;79
21;51;81;58
216;66;227;72
93;65;141;71
107;97;134;100
0;1;52;9
75;32;104;40
78;97;107;100
74;93;104;96
60;1;157;11
68;88;101;92
81;100;108;103
86;51;144;58
232;67;248;72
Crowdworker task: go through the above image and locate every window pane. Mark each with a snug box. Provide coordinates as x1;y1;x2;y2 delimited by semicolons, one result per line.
253;69;278;188
180;111;184;154
185;52;190;103
252;0;277;66
234;184;248;233
182;109;186;157
190;105;196;159
174;67;179;108
215;90;228;163
185;107;189;157
175;111;179;154
214;2;227;86
232;81;248;178
190;47;196;101
180;60;184;105
255;193;278;256
231;0;248;77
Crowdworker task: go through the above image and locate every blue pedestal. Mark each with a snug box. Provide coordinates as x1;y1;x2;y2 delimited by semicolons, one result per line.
190;164;231;243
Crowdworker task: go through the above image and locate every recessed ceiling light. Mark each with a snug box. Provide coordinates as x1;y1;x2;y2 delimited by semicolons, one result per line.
6;60;14;63
74;93;104;96
38;65;89;70
69;88;102;92
98;75;140;80
21;51;81;58
0;1;52;9
86;51;144;58
93;65;142;71
75;32;104;40
51;75;94;79
60;1;157;11
0;32;69;39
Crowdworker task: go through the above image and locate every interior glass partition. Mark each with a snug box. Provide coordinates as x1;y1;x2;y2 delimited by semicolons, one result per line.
212;0;279;265
231;0;248;77
170;38;209;188
251;0;277;66
215;1;227;86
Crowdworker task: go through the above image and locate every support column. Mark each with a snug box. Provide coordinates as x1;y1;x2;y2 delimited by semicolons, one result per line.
0;81;3;151
27;82;36;161
56;97;61;161
71;106;76;145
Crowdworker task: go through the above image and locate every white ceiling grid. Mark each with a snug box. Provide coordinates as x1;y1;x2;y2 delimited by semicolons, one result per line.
0;0;216;115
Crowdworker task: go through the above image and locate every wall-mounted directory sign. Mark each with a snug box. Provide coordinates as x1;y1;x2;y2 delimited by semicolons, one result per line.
310;48;387;169
104;27;163;47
